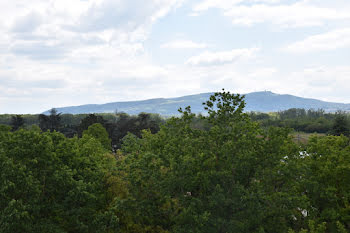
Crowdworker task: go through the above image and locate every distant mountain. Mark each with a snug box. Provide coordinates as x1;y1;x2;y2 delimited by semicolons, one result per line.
43;91;350;115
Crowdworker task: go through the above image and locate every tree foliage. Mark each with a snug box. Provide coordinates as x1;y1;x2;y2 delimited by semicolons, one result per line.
1;90;350;233
83;123;112;150
0;128;118;233
330;113;350;136
114;90;308;232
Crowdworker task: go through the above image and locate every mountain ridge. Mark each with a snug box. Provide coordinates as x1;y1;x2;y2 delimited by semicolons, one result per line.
43;91;350;115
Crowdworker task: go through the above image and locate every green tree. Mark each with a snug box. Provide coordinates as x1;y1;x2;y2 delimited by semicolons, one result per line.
83;123;112;150
330;113;349;136
0;128;118;232
114;90;304;233
300;135;350;231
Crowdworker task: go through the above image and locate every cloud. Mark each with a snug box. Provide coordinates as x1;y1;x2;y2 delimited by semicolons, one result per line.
193;0;280;12
280;66;350;103
0;0;349;114
0;71;67;90
161;40;208;49
11;11;43;33
186;48;259;66
71;0;184;32
10;41;68;60
284;28;350;53
1;0;185;61
192;0;350;28
0;0;186;112
193;0;244;12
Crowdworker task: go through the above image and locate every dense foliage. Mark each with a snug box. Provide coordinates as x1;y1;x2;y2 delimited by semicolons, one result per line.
0;125;118;233
1;107;350;144
113;91;350;232
1;90;350;232
1;112;164;149
249;109;350;134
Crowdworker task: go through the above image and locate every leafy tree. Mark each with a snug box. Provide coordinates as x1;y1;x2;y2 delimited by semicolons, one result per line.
114;90;305;232
279;108;306;120
0;124;11;133
83;123;112;150
330;113;349;136
110;112;162;149
299;135;350;231
0;128;118;232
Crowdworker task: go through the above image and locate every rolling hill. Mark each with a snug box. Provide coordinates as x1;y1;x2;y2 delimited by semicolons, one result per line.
44;91;350;115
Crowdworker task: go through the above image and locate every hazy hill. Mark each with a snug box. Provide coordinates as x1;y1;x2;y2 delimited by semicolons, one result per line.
44;91;350;115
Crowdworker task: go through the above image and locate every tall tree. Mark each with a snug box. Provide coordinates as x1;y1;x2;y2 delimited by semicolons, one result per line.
114;90;305;233
38;114;50;131
10;115;24;131
48;108;61;132
38;109;62;132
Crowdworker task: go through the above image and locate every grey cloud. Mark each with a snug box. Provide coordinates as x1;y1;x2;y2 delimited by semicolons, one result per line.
69;0;171;32
12;33;57;42
10;42;67;60
11;12;43;33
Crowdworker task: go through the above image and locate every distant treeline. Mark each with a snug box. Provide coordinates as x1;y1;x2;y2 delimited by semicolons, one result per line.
0;111;164;149
250;108;350;135
1;107;350;149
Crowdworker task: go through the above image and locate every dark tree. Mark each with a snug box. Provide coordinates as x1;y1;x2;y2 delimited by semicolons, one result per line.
48;108;61;131
10;115;24;131
135;112;160;136
38;114;50;131
38;109;61;132
78;114;107;136
111;113;136;148
331;113;350;136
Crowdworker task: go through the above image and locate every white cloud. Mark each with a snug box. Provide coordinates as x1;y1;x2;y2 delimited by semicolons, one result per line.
193;0;280;12
71;0;184;32
193;0;243;12
193;0;350;28
0;0;349;113
161;40;208;49
0;0;186;113
279;66;350;103
285;28;350;53
0;0;184;60
186;48;259;66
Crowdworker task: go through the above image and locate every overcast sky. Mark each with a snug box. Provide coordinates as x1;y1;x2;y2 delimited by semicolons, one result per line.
0;0;349;113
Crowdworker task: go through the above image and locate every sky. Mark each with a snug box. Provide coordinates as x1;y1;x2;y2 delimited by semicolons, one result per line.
0;0;349;113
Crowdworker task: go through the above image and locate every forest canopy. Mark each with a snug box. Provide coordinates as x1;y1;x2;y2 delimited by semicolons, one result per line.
0;90;349;232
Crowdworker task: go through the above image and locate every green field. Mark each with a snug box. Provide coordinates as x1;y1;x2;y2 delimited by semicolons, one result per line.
291;132;326;144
